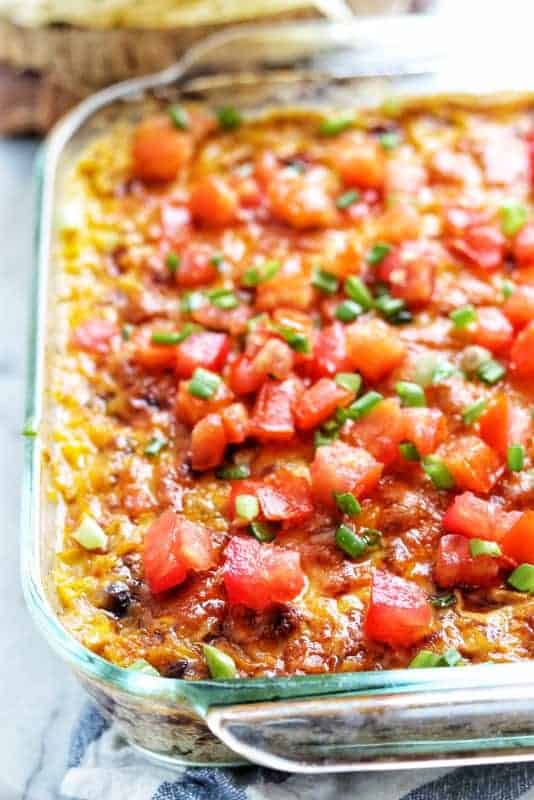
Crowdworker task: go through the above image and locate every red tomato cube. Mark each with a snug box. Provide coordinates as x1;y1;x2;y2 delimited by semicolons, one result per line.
470;307;514;354
364;569;433;647
132;116;193;182
377;241;436;306
256;468;314;527
345;398;406;466
143;511;214;593
513;222;534;266
311;322;351;379
175;332;229;379
478;394;531;458
268;166;337;229
72;319;117;355
402;407;448;457
434;534;500;588
440;435;502;495
443;492;519;542
502;511;534;564
310;441;383;508
175;245;218;288
346;319;406;382
221;403;249;444
328;134;386;189
189;176;239;227
191;414;227;471
295;378;354;431
450;224;505;270
503;286;534;328
250;378;300;442
176;379;234;426
511;321;534;377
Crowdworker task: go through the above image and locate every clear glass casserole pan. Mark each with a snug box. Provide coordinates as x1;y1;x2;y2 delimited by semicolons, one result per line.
22;15;534;773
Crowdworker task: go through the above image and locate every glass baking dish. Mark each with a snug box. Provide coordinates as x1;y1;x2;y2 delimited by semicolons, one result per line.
22;15;534;773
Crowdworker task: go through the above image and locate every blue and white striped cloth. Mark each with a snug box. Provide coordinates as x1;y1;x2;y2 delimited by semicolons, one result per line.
61;703;534;800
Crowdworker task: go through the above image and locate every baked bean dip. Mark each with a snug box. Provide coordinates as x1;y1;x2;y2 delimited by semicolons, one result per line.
50;99;534;680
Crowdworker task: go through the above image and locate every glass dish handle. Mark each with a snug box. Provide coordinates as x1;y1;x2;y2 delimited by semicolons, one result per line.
206;682;534;772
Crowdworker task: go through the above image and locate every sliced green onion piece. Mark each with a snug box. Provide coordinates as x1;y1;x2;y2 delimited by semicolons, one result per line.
409;650;441;668
375;293;406;319
462;398;487;425
335;524;368;558
235;494;260;521
414;354;455;387
250;521;276;542
144;436;167;456
336;189;360;209
216;106;242;130
211;253;224;268
343;391;383;421
431;360;456;384
507;444;525;472
501;279;516;300
345;276;374;309
396;381;426;408
379;131;399;151
277;327;310;354
399;442;420;462
508;563;534;592
312;268;339;295
242;260;280;287
460;345;491;376
188;368;221;399
168;104;189;129
314;429;338;448
500;200;527;237
73;515;108;551
335;299;363;322
422;456;454;490
203;644;237;679
334;492;361;516
334;372;362;394
181;291;205;313
477;359;506;385
208;288;239;310
151;330;183;345
430;592;456;608
389;308;414;326
128;659;159;676
367;242;391;266
450;305;477;329
165;251;180;273
320;113;355;136
215;463;250;480
469;538;502;558
121;323;133;341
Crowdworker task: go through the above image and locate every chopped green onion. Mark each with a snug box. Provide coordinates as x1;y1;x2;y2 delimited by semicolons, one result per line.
450;305;477;329
250;521;276;543
396;381;426;408
203;644;237;679
334;492;361;516
242;260;280;287
477;359;506;385
501;279;516;300
165;251;180;273
144;436;167;456
335;372;362;394
121;323;133;341
208;288;239;310
409;650;441;668
211;253;224;268
312;268;339;295
343;391;383;421
462;399;487;425
508;563;534;593
399;442;420;462
151;327;192;346
314;429;338;447
335;299;363;322
216;106;242;130
367;242;391;266
335;525;368;558
460;345;491;376
507;443;525;472
414;355;455;387
336;189;360;209
430;592;456;608
277;327;310;354
73;515;108;551
128;659;159;676
500;200;527;237
345;276;374;309
320;113;355;136
168;104;189;129
215;463;250;480
235;494;260;521
431;360;456;384
379;131;399;151
422;456;455;490
375;293;406;319
188;368;221;399
389;308;413;325
181;291;205;313
469;538;502;558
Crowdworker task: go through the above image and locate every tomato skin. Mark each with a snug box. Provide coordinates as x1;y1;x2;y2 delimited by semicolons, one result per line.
295;378;354;431
250;378;301;442
191;413;227;471
364;570;433;648
511;321;534;377
132;116;193;182
513;221;534;266
175;332;229;379
223;536;305;611
470;307;514;353
440;435;502;495
443;492;519;542
191;303;252;336
268;166;337;229
478;394;531;458
345;398;406;466
252;338;295;381
221;403;249;444
310;441;383;508
451;224;506;270
256;468;314;527
143;510;214;594
503;286;534;328
502;511;534;563
189;176;239;227
329;134;386;189
72;319;117;355
377;241;436;306
311;322;351;379
176;245;218;288
176;379;233;426
434;534;500;588
346;319;406;382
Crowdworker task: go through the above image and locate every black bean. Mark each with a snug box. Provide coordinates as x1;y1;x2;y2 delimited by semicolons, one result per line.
165;659;190;678
105;581;132;618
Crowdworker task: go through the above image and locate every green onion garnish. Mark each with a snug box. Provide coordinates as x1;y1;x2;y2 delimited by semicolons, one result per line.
508;563;534;593
215;463;251;480
216;106;242;130
144;436;168;456
469;538;502;558
379;131;399;151
314;429;338;448
375;293;406;320
462;399;487;425
250;521;276;542
208;288;239;310
151;327;192;345
121;323;133;341
477;359;506;385
414;354;455;387
501;279;516;300
342;391;383;421
450;305;477;329
409;650;441;668
335;524;379;559
335;299;363;322
166;251;180;273
500;200;527;237
277;327;310;354
334;492;361;516
336;189;360;210
396;381;426;408
168;104;189;130
507;444;525;472
203;644;237;679
430;592;456;608
188;368;221;399
312;268;339;295
242;260;280;287
181;291;205;314
211;253;224;268
399;442;420;462
334;372;362;394
320;113;355;136
73;515;108;551
345;276;374;309
422;456;454;490
367;242;391;266
128;659;160;676
235;494;260;522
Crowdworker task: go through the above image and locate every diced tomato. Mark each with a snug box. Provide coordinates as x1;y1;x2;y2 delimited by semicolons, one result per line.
268;166;338;229
511;321;534;377
346;319;406;382
132;116;193;182
311;322;351;379
221;403;249;444
470;307;514;353
364;570;433;647
513;222;534;266
503;286;534;328
443;492;519;542
328;134;386;189
295;378;354;431
377;241;436;306
189;176;239;227
175;332;229;379
223;536;305;611
440;435;502;495
176;379;234;426
175;245;218;288
191;414;227;471
345;398;406;466
385;157;426;195
430;150;481;186
228;355;264;395
450;224;506;270
256;468;314;527
134;340;177;370
502;511;534;564
434;534;501;588
402;407;448;457
72;319;117;355
378;202;421;244
478;394;531;457
272;308;314;356
252;338;295;381
143;510;214;593
192;302;252;336
250;378;300;442
256;257;313;311
310;441;383;508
